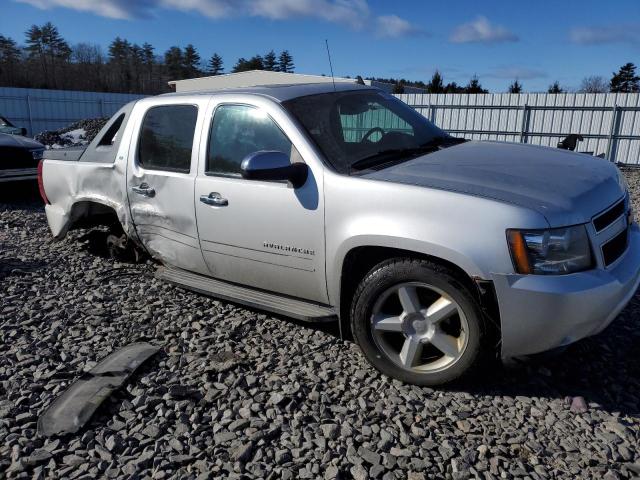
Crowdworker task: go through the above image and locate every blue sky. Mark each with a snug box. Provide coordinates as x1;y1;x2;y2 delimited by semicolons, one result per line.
2;0;639;92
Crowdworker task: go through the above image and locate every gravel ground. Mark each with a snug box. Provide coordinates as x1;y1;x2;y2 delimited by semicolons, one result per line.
1;172;640;480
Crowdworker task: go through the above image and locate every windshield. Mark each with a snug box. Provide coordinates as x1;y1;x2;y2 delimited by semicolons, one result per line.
283;90;450;174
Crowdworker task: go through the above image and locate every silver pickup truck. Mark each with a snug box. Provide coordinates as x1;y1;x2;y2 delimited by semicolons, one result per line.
40;83;640;386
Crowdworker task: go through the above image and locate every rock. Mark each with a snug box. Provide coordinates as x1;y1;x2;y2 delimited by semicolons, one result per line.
231;442;253;463
24;450;52;466
142;424;161;438
320;424;339;440
569;396;588;413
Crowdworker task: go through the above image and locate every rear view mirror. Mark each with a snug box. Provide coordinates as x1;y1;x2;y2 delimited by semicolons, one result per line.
241;151;308;188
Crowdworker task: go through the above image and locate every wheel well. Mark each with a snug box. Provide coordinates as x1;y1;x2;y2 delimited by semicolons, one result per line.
68;201;120;231
339;246;501;345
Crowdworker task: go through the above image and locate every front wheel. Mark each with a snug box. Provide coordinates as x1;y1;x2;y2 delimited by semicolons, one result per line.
350;258;486;386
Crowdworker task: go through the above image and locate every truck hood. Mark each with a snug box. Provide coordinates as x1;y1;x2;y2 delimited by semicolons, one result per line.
0;133;44;150
364;141;625;226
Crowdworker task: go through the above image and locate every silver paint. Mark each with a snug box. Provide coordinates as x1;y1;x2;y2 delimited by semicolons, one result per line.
41;82;640;359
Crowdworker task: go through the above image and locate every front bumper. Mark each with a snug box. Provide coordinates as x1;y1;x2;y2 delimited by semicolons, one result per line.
492;224;640;358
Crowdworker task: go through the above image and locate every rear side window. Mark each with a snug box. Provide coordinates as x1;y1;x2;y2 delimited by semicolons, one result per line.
207;104;292;176
138;105;198;173
98;113;125;147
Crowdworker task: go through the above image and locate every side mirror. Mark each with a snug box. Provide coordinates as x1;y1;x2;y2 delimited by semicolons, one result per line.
241;151;308;188
19;127;27;136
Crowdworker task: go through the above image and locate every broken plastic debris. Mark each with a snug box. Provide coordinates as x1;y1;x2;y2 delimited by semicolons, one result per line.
37;342;160;437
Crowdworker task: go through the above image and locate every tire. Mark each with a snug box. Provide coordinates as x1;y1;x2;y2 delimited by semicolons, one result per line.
350;258;486;386
106;225;142;263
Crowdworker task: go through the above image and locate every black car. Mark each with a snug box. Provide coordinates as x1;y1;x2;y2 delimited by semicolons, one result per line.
0;133;45;183
0;116;27;136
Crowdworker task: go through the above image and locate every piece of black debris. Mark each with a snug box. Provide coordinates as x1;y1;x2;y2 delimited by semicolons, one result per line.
37;342;160;437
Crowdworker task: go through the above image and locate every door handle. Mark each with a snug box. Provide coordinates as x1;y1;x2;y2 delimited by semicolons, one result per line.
132;183;155;197
200;192;228;207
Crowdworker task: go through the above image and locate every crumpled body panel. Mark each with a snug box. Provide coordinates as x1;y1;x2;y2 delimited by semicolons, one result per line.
37;343;159;437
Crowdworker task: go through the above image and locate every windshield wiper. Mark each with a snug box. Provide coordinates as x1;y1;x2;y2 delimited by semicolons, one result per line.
349;136;465;173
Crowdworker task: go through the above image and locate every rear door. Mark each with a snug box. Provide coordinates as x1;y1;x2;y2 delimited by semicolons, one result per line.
126;98;209;275
194;97;328;303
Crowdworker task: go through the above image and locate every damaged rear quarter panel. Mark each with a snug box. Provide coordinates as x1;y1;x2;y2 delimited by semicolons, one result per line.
42;111;137;239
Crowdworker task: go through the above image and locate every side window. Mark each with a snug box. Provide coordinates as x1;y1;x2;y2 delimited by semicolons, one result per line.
339;101;413;143
98;113;125;147
138;105;198;173
207;104;292;176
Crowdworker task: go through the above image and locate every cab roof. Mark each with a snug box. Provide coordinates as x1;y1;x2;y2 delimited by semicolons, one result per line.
161;82;377;103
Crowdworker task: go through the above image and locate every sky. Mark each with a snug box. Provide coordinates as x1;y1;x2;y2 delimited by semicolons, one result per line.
2;0;639;92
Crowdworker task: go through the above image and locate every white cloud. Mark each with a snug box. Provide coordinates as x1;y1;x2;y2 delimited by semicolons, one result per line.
249;0;370;29
15;0;379;29
16;0;152;19
570;25;640;45
450;16;518;44
375;14;420;38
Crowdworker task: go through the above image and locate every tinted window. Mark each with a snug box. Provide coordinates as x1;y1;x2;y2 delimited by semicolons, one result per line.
207;104;292;176
138;105;197;173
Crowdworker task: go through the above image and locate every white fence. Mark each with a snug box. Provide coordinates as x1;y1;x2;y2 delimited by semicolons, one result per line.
1;87;639;164
396;93;640;165
0;87;146;137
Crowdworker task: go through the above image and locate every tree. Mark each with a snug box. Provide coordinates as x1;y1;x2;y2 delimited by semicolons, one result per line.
108;37;133;91
508;79;523;93
610;63;640;93
207;53;223;75
548;81;563;93
183;44;201;78
25;22;71;88
278;50;294;73
0;35;23;86
263;50;277;71
392;81;405;94
427;70;445;93
164;46;184;80
579;76;608;93
465;75;488;94
232;55;263;73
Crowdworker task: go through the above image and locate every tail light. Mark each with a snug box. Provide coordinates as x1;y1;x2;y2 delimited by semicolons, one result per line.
37;159;50;205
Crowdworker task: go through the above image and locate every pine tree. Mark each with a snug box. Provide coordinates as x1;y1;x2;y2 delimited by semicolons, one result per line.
465;75;488;94
207;53;223;75
108;37;133;91
427;70;444;93
0;35;22;86
263;50;277;71
232;55;263;73
141;42;155;93
610;63;640;93
164;46;184;80
277;50;294;73
183;44;201;78
25;22;71;87
508;79;523;93
548;81;563;93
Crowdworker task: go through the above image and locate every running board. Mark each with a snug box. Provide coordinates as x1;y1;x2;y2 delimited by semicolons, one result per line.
156;266;337;323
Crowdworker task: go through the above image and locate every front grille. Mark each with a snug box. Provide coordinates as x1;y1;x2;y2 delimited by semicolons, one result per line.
601;227;628;266
593;198;626;232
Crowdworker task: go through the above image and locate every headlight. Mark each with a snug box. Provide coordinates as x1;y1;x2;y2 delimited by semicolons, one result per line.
507;225;592;275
